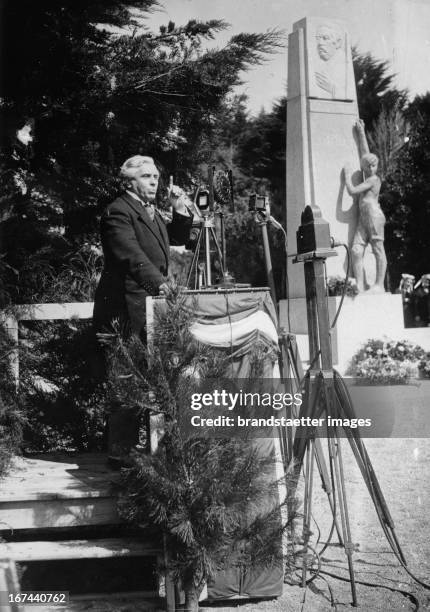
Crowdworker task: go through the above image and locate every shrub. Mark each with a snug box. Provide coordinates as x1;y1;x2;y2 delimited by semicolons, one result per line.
0;325;25;478
18;320;108;452
15;241;103;304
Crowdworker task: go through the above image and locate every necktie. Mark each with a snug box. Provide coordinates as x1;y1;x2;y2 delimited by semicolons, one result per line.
144;202;155;221
126;190;155;221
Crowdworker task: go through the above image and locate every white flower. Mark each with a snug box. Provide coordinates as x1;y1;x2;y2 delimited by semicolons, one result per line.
13;173;27;194
16;123;33;146
90;245;102;256
32;376;59;394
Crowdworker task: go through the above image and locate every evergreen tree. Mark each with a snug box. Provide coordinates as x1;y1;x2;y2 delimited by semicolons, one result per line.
382;94;430;285
0;326;25;476
352;50;407;129
107;291;291;611
367;103;406;178
0;1;282;304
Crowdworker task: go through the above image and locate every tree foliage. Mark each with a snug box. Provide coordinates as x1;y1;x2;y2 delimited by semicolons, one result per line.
108;291;290;611
382;94;430;285
231;51;429;292
17;320;108;452
367;103;406;178
352;50;407;129
0;327;25;476
0;1;282;305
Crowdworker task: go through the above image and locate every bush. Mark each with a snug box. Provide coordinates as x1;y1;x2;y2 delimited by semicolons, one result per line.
347;338;425;384
0;326;25;478
18;320;108;452
12;241;103;304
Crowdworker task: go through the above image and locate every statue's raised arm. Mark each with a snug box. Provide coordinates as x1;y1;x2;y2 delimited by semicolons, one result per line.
355;119;370;157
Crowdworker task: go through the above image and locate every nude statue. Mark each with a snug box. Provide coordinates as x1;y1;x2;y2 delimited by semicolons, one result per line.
343;119;387;293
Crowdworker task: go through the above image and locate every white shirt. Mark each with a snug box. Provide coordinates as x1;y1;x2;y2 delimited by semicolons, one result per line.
126;190;155;221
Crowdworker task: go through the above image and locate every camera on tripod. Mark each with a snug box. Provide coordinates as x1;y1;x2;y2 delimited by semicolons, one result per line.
195;188;210;213
185;166;235;289
248;193;269;214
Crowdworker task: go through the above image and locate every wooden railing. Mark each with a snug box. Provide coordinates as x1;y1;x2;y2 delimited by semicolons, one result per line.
1;302;94;390
0;558;22;611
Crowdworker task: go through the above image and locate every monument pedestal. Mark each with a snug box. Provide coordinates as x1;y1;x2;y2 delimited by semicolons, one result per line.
279;295;430;374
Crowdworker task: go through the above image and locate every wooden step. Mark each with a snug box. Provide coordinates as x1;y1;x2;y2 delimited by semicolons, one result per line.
3;539;166;603
0;454;176;610
1;542;165;605
20;595;165;612
0;454;121;530
2;538;161;562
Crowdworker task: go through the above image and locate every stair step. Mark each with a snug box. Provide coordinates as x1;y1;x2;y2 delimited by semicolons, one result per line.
0;454;174;608
2;538;162;562
0;454;121;530
0;454;117;502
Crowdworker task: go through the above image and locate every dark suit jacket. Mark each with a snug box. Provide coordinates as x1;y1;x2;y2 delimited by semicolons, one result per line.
93;192;192;335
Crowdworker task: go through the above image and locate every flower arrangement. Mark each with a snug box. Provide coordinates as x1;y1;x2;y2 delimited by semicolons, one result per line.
327;276;359;297
347;338;426;384
418;353;430;379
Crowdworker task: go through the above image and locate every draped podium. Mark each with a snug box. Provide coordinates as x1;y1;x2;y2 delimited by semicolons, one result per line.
147;288;284;601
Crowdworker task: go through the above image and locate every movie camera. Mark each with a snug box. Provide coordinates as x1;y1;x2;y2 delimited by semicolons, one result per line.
184;166;286;297
185;166;235;289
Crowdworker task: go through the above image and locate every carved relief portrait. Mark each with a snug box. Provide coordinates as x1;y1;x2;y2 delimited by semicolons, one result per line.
306;19;356;101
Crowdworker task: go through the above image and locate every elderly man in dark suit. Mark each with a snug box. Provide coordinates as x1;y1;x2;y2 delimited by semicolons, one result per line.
93;155;193;464
93;155;193;337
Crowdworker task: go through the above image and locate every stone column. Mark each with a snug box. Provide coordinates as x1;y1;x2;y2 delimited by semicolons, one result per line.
286;17;360;304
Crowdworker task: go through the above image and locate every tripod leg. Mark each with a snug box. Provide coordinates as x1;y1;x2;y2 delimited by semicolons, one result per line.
333;376;407;564
205;226;212;285
328;433;358;606
277;334;300;465
186;228;204;288
287;334;305;383
301;440;316;588
319;379;358;605
209;227;226;277
313;437;344;546
294;378;344;546
293;374;322;466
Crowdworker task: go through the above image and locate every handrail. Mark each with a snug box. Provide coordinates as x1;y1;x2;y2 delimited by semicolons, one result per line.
1;302;94;390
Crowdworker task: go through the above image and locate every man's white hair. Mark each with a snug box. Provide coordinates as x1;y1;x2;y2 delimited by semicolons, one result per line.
120;155;155;179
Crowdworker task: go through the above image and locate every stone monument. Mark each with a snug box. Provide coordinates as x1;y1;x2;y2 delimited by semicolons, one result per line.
281;16;430;371
286;17;359;300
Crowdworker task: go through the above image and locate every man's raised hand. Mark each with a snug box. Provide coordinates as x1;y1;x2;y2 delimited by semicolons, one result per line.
168;175;192;216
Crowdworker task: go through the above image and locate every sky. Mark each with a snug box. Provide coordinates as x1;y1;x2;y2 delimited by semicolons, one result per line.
141;0;430;114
